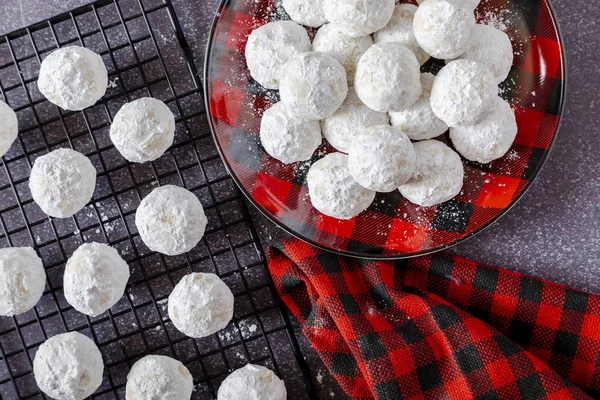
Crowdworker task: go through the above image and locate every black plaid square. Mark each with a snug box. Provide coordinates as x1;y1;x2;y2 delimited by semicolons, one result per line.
431;200;475;234
358;333;387;361
455;344;485;374
331;352;357;377
417;362;443;391
519;278;543;303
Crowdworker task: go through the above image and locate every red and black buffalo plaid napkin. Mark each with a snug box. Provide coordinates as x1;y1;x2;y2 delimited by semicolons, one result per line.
268;239;600;399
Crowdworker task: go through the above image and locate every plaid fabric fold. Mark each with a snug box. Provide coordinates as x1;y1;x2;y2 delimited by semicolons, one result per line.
268;239;600;399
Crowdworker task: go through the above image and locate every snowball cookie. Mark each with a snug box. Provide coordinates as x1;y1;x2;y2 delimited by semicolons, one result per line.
430;60;497;127
417;0;481;10
307;153;375;219
219;364;286;400
168;272;234;338
245;21;311;90
0;100;18;157
0;247;45;317
374;4;430;66
323;0;395;38
110;97;175;163
389;73;448;141
280;52;348;120
312;23;373;85
321;91;388;153
136;185;207;256
450;96;518;163
38;46;108;111
348;125;415;192
399;140;464;206
449;24;514;84
64;243;130;317
354;43;422;113
29;148;97;218
260;102;321;164
282;0;327;28
126;355;193;400
34;332;104;400
413;0;475;59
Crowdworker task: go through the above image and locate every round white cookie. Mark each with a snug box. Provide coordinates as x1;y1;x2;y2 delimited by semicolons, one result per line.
307;153;375;220
34;332;104;400
38;46;108;111
323;0;395;38
430;60;497;127
389;73;448;141
348;125;415;192
260;102;321;164
136;185;207;256
450;96;518;163
282;0;327;27
245;21;311;90
354;43;422;113
280;52;348;120
374;4;430;66
399;140;464;207
64;243;130;317
417;0;481;10
110;97;175;163
218;364;286;400
414;0;475;59
322;91;389;154
0;247;45;317
29;148;97;218
312;24;373;86
0;100;18;157
126;355;193;400
168;272;234;338
449;24;514;84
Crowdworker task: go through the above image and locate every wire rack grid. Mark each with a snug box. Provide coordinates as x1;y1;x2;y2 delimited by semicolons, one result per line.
0;0;313;398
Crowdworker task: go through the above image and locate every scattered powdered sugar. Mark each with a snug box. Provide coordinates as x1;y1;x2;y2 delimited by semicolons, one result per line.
399;140;464;207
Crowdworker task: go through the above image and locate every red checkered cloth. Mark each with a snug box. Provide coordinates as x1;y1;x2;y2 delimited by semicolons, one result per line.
268;239;600;399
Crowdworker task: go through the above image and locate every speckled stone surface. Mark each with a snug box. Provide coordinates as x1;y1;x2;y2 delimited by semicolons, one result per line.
0;0;596;398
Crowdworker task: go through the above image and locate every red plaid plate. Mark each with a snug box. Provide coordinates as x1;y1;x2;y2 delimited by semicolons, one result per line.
203;0;566;259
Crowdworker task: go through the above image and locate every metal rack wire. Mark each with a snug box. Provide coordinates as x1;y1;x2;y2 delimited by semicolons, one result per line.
0;0;313;398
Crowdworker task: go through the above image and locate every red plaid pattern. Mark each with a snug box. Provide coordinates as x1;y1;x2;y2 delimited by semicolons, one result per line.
268;239;600;399
205;0;565;258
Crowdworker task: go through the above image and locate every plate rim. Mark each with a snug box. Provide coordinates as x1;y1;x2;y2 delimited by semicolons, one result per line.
202;0;568;260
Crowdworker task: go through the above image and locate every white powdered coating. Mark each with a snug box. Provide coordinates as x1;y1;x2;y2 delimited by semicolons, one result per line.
282;0;327;28
450;96;518;163
29;148;97;218
374;4;430;66
63;243;130;317
245;21;311;90
136;185;207;256
260;102;321;164
38;46;108;111
126;355;193;400
399;140;464;206
323;0;395;38
168;273;234;338
348;125;415;192
417;0;481;10
0;100;18;157
280;52;348;120
354;43;422;113
110;97;175;163
413;0;475;59
33;332;104;400
307;153;375;219
448;24;514;84
389;73;448;141
312;24;373;85
218;364;286;400
321;90;389;153
430;60;497;127
0;248;45;317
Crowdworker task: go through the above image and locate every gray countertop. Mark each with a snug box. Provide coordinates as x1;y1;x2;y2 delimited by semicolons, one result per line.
0;0;598;398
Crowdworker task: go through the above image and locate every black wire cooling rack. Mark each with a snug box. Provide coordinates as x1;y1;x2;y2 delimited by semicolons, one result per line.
0;0;314;398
